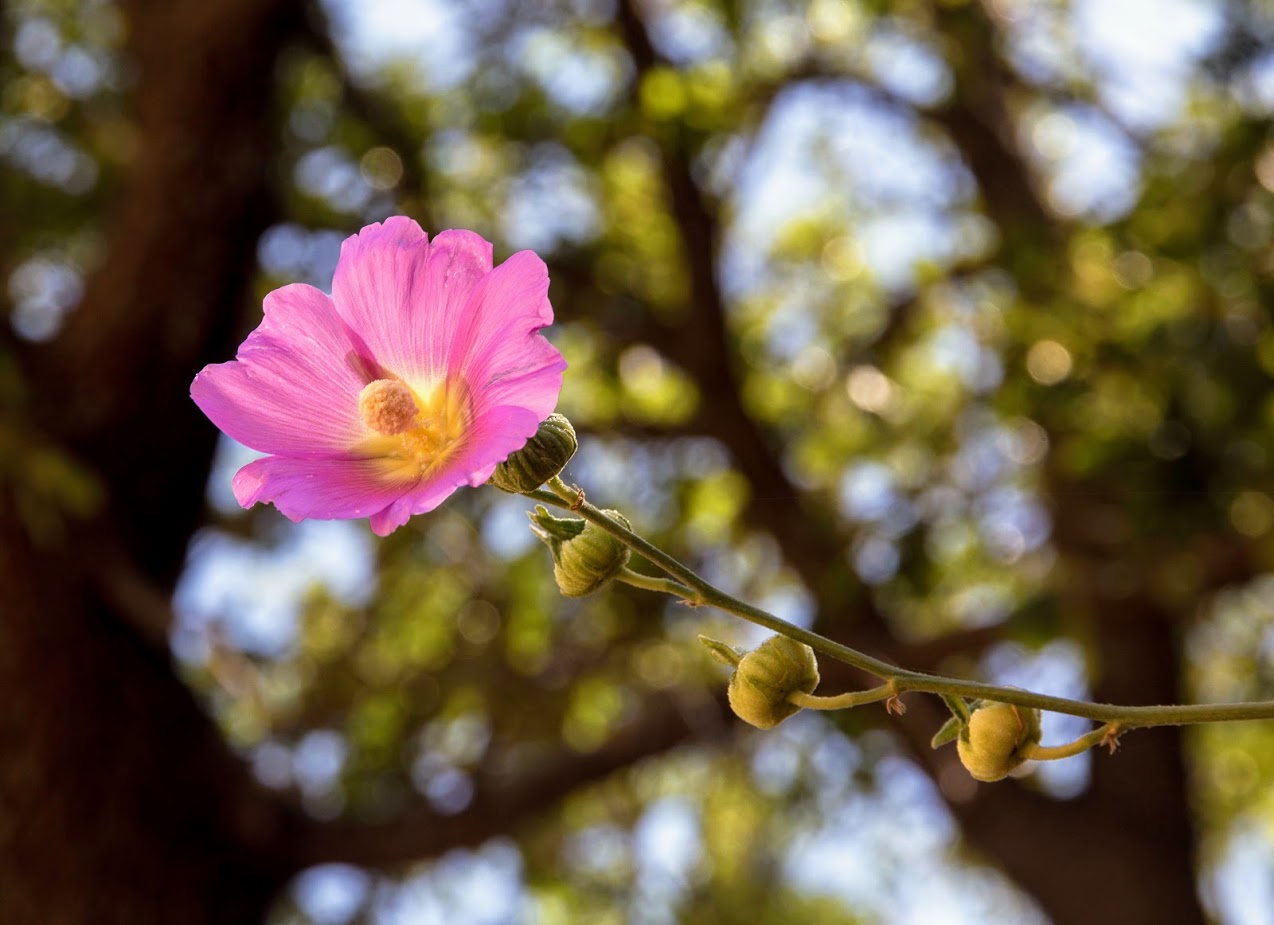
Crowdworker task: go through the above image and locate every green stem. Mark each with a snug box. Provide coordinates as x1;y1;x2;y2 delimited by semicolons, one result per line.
527;482;1274;729
1023;724;1118;761
616;567;696;599
789;683;897;710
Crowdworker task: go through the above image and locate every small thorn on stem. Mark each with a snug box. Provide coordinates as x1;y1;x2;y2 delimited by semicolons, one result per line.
569;486;586;510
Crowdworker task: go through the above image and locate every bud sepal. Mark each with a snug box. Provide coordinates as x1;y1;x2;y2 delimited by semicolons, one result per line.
530;505;631;597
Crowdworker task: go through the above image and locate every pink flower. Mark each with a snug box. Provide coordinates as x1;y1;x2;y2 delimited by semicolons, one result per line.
192;218;566;535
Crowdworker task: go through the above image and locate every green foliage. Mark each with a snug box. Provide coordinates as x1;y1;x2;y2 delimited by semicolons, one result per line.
12;0;1274;921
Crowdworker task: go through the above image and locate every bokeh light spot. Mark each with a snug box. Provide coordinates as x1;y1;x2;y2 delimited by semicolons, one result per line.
1025;339;1073;385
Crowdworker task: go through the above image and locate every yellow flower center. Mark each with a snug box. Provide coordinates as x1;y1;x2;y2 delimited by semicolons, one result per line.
357;378;471;480
358;379;418;435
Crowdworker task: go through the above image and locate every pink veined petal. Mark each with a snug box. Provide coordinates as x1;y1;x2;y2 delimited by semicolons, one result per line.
445;249;567;425
368;404;546;535
232;455;413;525
331;219;493;382
469;337;566;424
192;284;374;457
447;250;556;386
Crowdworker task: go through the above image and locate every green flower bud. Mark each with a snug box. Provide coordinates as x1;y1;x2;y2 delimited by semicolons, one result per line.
726;635;820;730
956;701;1042;782
490;413;578;493
529;506;631;597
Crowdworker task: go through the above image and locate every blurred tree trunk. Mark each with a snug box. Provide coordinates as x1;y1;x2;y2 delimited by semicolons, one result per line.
0;1;304;922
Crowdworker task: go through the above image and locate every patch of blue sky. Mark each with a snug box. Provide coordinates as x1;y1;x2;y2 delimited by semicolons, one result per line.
513;25;630;114
852;534;900;585
725;81;971;297
1206;822;1274;925
755;582;816;630
813;84;971;209
14;15;110;98
647;1;733;64
371;840;525;925
1072;0;1223;130
1001;0;1221;130
173;518;374;659
1003;3;1078;88
973;485;1051;556
563;822;631;877
859;211;971;292
322;0;475;88
994;1;1221;222
759;294;821;360
293;864;371;925
927;323;1003;395
1031;103;1142;222
295;146;376;216
945;581;1015;630
499;143;601;251
786;754;1048;922
13;16;62;70
633;797;702;898
481;492;540;559
949;420;1012;494
0;117;97;193
257;223;344;290
570;437;708;530
7;250;83;342
866;21;953;106
978;486;1049;565
839;460;899;523
749;728;804;795
293;728;349;798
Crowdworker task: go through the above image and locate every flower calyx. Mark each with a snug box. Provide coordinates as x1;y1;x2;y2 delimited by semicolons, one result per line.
725;635;820;730
956;700;1042;782
529;505;631;597
490;413;578;494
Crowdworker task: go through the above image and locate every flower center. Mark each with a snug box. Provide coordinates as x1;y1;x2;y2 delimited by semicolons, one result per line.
358;378;471;480
359;379;418;435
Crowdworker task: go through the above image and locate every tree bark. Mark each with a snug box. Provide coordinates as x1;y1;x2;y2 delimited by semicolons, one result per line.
1;1;305;921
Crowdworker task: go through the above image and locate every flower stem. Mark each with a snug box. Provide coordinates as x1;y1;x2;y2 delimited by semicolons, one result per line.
526;483;1274;729
1024;725;1119;762
789;683;898;710
616;567;698;600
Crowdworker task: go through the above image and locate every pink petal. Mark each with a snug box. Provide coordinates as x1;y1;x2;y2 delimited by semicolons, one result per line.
450;250;567;422
368;405;545;535
232;455;412;525
192;284;374;457
331;219;494;382
470;340;566;424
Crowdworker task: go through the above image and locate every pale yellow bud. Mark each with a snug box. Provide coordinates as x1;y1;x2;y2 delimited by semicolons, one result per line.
727;636;820;730
956;701;1042;782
